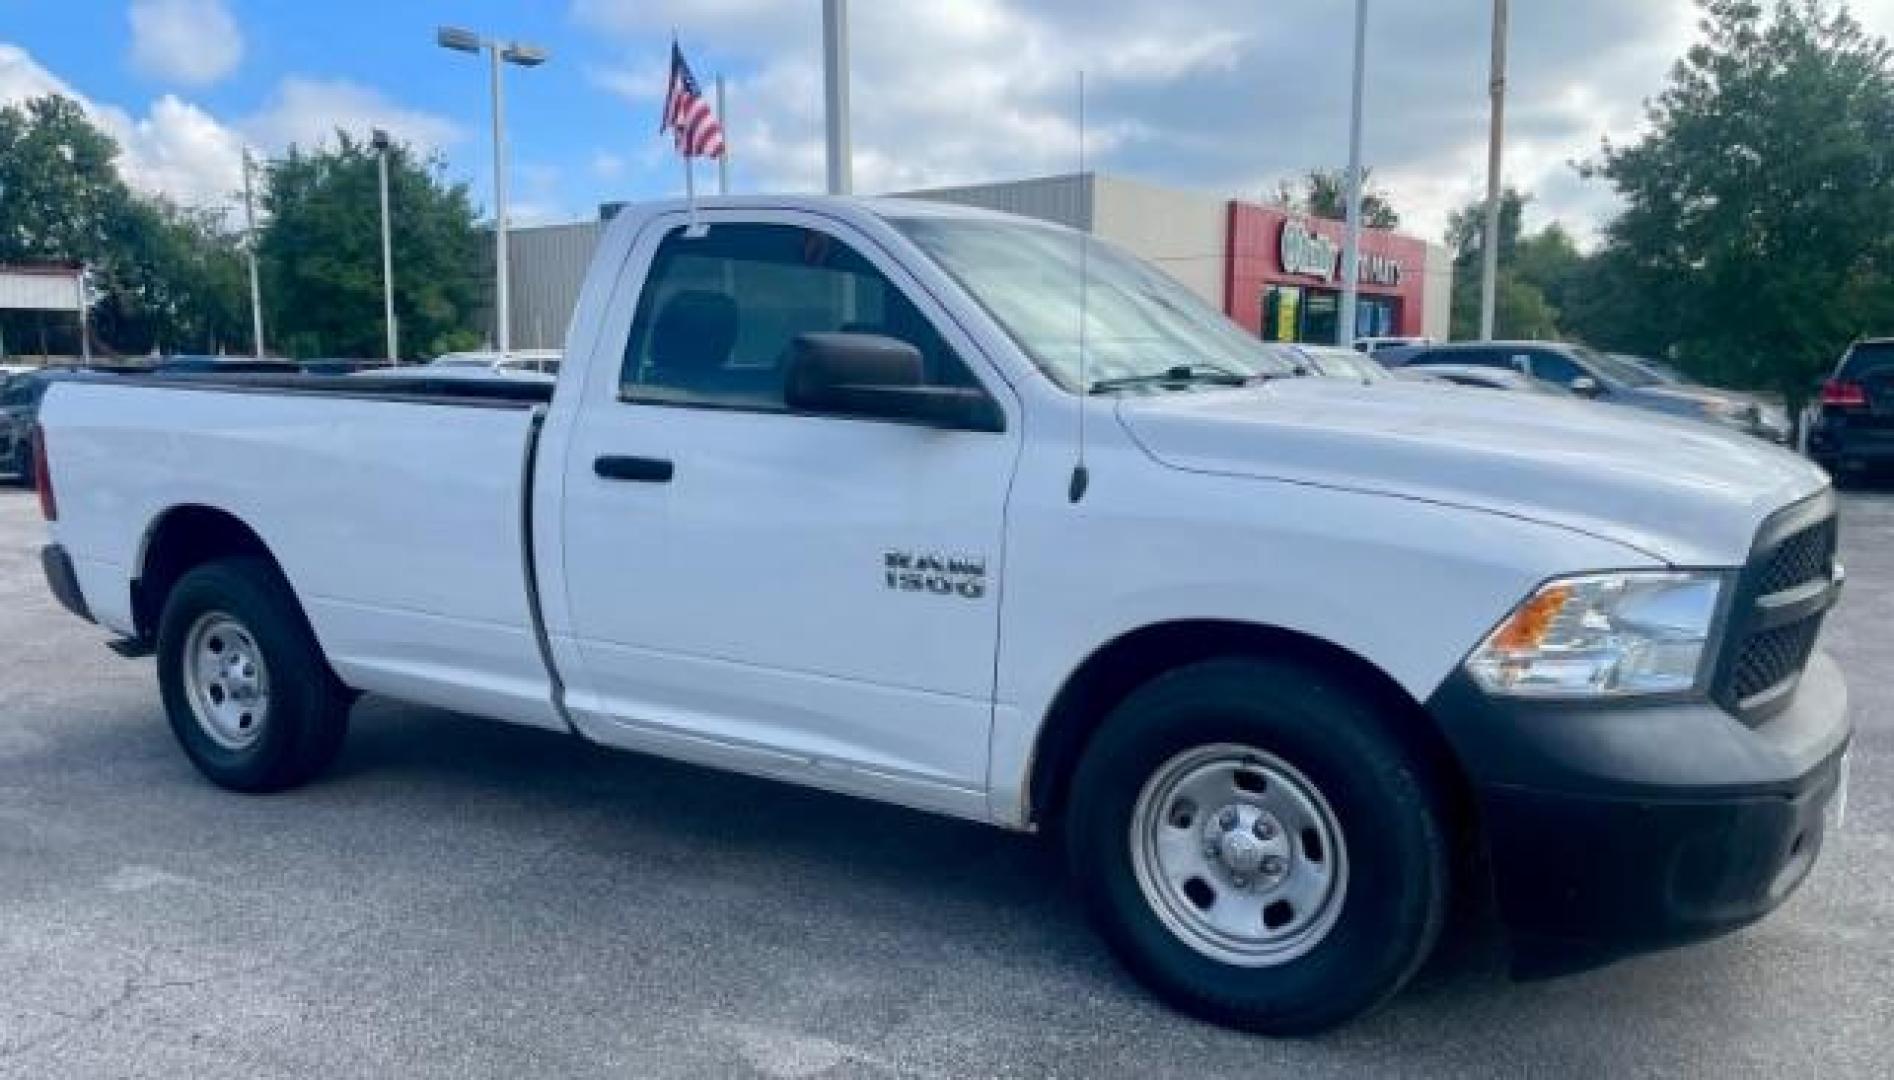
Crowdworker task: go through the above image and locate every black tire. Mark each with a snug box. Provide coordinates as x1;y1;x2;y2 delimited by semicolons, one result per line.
1065;657;1449;1035
156;556;350;792
11;442;31;489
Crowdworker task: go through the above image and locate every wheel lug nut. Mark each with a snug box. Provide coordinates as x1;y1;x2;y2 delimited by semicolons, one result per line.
1253;819;1276;840
1262;855;1286;876
1217;808;1241;830
1231;874;1250;889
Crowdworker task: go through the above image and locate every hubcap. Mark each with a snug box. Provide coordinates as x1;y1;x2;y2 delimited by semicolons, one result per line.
1129;743;1349;966
181;612;271;751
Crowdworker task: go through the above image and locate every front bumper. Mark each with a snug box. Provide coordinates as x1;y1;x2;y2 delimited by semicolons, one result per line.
1428;648;1850;975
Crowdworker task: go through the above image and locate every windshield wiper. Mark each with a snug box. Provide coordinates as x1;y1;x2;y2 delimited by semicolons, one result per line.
1088;364;1265;395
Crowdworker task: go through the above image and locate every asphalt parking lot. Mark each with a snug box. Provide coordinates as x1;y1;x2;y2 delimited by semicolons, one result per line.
0;486;1889;1079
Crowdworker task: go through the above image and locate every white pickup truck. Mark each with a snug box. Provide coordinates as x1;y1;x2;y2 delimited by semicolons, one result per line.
33;197;1850;1034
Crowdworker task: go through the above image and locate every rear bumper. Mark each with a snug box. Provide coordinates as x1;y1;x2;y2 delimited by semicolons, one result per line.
1428;649;1850;974
40;543;93;624
1809;421;1894;467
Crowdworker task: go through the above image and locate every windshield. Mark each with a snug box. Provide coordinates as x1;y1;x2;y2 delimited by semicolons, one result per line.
891;215;1294;392
1572;345;1661;388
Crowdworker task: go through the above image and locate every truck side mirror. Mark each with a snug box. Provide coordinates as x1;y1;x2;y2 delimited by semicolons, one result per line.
1570;375;1603;399
786;332;1004;433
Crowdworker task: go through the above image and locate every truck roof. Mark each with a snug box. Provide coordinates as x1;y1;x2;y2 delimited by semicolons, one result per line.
610;194;1062;229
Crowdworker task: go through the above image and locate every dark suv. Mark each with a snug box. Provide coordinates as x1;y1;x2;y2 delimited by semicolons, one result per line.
0;369;53;487
1808;338;1894;479
1387;341;1781;439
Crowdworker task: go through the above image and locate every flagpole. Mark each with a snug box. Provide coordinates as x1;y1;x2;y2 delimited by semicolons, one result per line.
684;152;697;231
715;74;729;195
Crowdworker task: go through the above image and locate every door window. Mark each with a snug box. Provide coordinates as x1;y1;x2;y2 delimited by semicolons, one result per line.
620;222;973;409
1525;349;1585;386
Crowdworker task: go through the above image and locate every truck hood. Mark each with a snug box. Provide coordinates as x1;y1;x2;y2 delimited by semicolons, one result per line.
1115;378;1829;565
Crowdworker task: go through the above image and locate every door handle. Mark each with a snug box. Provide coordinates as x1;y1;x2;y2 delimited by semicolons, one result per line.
594;455;674;483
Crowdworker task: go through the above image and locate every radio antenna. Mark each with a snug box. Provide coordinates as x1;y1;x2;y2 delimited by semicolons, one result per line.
1068;69;1091;504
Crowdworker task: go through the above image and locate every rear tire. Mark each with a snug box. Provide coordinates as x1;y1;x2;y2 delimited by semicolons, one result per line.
1065;657;1448;1035
12;442;31;489
156;557;350;792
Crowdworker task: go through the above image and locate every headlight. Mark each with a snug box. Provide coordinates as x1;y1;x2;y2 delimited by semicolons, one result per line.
1466;572;1726;698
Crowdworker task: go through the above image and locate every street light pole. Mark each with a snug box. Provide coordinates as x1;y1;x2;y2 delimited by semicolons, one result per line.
372;129;397;363
488;44;511;357
1479;0;1509;341
822;0;852;195
1337;0;1368;347
241;147;265;359
438;25;548;358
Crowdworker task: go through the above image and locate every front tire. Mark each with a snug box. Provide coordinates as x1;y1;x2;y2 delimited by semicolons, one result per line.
1065;657;1449;1035
156;557;350;792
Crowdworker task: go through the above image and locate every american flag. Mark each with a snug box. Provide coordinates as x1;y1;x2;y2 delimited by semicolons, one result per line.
661;41;725;159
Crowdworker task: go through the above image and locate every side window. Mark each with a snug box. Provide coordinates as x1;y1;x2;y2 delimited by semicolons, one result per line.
1526;349;1584;386
620;222;975;410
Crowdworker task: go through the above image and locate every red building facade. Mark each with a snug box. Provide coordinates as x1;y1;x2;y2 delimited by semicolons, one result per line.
1223;202;1430;344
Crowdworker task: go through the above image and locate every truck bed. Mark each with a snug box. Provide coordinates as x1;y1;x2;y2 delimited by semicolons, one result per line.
57;369;556;408
40;375;565;732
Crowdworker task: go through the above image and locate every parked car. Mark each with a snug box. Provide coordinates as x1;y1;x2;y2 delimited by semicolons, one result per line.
428;349;563;377
1807;337;1894;479
1352;335;1431;355
1286;344;1392;384
33;197;1848;1035
1388;341;1783;440
0;368;53;486
1610;353;1790;443
1391;363;1575;396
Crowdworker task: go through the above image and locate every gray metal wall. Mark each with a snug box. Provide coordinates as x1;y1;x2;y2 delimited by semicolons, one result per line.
503;220;604;350
897;173;1095;232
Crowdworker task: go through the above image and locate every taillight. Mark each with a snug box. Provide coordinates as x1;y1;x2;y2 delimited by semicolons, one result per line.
1821;379;1868;407
30;424;55;521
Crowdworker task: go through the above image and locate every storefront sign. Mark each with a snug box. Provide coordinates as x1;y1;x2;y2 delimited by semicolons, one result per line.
1359;251;1403;287
1277;219;1405;287
1278;219;1340;280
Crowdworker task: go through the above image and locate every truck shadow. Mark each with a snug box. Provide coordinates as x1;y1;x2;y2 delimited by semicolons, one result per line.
325;694;1514;1025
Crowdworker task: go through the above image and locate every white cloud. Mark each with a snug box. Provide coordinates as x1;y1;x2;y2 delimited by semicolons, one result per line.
575;0;1894;245
1;43;240;208
242;77;463;155
1;44;461;217
581;0;1223;198
128;0;244;87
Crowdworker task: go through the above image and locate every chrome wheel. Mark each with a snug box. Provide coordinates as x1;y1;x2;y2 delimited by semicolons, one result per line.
1129;743;1349;966
181;612;271;751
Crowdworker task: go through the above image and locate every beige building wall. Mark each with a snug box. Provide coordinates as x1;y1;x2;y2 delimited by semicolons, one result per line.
1090;174;1229;309
1421;242;1454;341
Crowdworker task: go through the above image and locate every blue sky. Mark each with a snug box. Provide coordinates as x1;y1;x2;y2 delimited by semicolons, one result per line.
2;0;764;223
8;1;1894;243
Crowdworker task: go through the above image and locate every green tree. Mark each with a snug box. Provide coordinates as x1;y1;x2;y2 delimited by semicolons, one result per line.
258;133;483;359
1587;0;1894;396
1443;188;1565;340
0;94;246;355
1274;168;1401;230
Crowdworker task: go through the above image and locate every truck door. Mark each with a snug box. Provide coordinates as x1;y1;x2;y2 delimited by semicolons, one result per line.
557;211;1019;805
